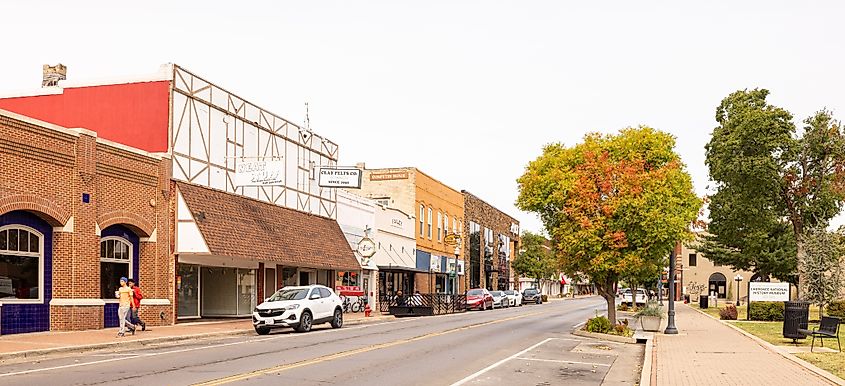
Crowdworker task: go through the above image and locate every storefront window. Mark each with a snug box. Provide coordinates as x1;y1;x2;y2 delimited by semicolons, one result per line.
282;267;297;287
100;237;132;299
0;226;42;300
336;271;360;287
177;263;200;318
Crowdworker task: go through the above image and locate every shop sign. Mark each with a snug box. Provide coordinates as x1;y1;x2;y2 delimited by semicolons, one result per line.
370;171;409;181
457;260;465;275
444;233;461;246
319;167;362;188
234;160;284;186
336;285;362;293
749;282;790;302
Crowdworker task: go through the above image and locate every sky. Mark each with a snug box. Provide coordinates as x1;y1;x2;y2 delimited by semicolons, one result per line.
2;1;844;233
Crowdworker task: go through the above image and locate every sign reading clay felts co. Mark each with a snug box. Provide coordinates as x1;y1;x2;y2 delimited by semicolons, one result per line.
370;171;409;181
235;160;284;186
748;282;790;302
319;168;363;188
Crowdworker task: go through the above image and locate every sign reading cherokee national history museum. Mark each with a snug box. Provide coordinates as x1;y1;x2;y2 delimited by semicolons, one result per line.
748;282;790;302
234;160;284;186
319;167;363;188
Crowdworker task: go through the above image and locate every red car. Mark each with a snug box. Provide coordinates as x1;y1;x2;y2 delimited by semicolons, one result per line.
466;288;494;311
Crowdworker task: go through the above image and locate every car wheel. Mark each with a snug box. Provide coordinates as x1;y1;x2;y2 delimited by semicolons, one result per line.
255;326;270;335
331;308;343;329
295;311;313;333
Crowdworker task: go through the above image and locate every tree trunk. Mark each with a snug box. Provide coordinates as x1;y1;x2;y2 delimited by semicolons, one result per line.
597;278;617;326
797;238;807;300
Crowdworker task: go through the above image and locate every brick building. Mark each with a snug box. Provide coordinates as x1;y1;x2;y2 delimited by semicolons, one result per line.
0;109;172;334
356;167;466;295
462;191;520;291
0;64;358;325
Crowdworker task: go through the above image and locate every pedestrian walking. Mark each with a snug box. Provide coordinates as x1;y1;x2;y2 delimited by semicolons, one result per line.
115;277;136;337
127;278;146;331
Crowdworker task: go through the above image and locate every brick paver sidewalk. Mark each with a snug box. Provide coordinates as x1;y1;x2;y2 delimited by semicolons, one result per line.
0;312;387;359
655;304;834;385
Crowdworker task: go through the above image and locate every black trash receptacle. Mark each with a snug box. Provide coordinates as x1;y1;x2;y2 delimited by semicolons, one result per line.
783;301;810;341
700;295;709;309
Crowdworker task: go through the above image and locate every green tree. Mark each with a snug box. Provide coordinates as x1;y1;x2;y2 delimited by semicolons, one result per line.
800;225;845;318
517;127;700;325
701;89;845;296
512;231;555;287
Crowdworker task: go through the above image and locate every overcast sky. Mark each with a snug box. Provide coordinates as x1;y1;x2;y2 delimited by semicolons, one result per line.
2;1;844;233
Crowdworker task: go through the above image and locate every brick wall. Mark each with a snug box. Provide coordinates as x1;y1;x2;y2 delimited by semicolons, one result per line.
0;111;174;333
463;192;520;291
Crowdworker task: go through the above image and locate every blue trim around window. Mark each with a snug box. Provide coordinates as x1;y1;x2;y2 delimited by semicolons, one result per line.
0;211;52;335
101;225;140;328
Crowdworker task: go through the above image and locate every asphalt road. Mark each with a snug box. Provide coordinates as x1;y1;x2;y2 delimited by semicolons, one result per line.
0;297;643;386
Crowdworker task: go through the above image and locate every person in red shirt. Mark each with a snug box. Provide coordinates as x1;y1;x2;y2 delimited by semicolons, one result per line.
127;279;147;331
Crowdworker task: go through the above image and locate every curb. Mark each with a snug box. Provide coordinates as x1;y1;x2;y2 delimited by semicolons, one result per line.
0;315;393;362
687;304;845;386
639;335;654;386
571;328;637;344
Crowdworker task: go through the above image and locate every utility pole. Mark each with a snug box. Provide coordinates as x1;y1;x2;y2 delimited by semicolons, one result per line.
664;248;678;334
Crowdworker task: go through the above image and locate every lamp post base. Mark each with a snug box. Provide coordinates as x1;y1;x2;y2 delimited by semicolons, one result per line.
664;326;678;334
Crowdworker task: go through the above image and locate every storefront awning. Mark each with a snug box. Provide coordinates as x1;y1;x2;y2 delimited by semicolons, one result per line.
176;182;360;271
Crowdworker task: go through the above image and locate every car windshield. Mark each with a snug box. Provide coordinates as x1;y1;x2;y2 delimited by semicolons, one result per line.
269;288;309;301
492;291;502;296
504;291;514;295
524;289;538;294
467;289;484;296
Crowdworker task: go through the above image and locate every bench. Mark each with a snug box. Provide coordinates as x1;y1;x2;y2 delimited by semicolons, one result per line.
798;316;841;353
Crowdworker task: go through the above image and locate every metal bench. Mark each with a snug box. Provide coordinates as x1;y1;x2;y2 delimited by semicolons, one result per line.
798;316;841;353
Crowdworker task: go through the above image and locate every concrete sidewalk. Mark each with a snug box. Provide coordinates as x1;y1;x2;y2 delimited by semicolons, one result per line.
0;312;390;361
654;304;835;386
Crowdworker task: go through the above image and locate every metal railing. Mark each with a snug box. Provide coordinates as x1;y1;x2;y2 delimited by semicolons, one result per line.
378;293;467;315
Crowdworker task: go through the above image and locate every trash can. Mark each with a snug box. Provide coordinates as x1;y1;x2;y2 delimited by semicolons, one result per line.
782;301;810;341
699;294;709;309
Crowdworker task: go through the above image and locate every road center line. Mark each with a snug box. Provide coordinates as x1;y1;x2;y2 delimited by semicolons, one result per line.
450;338;556;386
193;310;550;386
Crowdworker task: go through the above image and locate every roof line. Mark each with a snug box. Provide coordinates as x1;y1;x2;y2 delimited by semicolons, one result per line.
461;190;520;223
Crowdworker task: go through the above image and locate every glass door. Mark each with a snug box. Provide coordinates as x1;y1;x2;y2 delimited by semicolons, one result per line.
177;263;200;318
237;268;256;316
264;268;276;300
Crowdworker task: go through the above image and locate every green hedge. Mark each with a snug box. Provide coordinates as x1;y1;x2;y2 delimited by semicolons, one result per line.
749;301;784;321
828;300;845;317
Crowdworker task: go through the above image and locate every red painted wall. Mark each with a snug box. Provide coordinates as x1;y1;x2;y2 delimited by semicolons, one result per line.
0;81;170;152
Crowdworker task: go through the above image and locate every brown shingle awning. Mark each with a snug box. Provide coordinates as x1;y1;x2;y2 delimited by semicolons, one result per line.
176;181;360;271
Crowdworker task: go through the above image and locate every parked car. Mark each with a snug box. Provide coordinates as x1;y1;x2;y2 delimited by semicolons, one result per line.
504;290;522;307
466;288;494;311
620;288;647;306
522;288;542;304
491;291;509;309
253;285;343;335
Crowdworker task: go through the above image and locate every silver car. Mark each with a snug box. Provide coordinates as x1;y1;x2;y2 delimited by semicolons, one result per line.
490;291;509;309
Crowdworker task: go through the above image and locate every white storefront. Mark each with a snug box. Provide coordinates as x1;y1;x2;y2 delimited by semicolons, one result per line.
336;190;378;311
373;203;417;296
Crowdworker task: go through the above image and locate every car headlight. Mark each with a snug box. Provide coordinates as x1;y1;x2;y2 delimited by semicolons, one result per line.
285;304;300;310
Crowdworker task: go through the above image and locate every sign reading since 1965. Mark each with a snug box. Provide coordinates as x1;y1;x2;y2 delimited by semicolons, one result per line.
235;160;284;186
748;282;790;302
319;168;363;188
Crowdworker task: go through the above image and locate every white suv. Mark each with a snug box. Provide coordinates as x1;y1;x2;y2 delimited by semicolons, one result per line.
253;285;344;334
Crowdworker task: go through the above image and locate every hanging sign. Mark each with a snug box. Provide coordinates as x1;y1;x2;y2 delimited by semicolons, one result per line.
748;282;790;302
319;168;363;188
356;237;376;266
235;160;284;186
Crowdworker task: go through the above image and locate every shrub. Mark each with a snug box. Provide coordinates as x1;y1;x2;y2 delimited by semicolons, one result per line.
585;316;612;334
635;303;663;318
827;300;845;317
617;303;629;312
719;304;738;320
611;324;633;337
749;302;784;321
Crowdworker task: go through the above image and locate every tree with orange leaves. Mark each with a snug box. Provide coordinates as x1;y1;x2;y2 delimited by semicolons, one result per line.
517;127;700;325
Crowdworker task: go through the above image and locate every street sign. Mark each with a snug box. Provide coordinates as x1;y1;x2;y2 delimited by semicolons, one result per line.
319;167;363;188
748;282;790;302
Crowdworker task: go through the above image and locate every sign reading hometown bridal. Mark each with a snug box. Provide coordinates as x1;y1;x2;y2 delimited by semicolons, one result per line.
748;282;790;302
318;168;363;188
235;160;284;186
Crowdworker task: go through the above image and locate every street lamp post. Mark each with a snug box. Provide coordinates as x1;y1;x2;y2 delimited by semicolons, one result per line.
664;248;678;335
734;274;743;306
657;274;663;306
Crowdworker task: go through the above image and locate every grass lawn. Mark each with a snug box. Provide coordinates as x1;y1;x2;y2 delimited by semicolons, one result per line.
690;304;844;380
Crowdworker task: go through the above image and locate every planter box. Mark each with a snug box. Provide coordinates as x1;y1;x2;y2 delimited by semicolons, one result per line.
640;315;661;332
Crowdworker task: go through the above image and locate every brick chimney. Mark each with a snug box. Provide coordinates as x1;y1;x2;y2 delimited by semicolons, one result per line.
42;64;67;87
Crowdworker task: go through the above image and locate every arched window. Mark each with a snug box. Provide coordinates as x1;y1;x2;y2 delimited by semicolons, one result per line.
100;237;133;299
0;225;43;301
